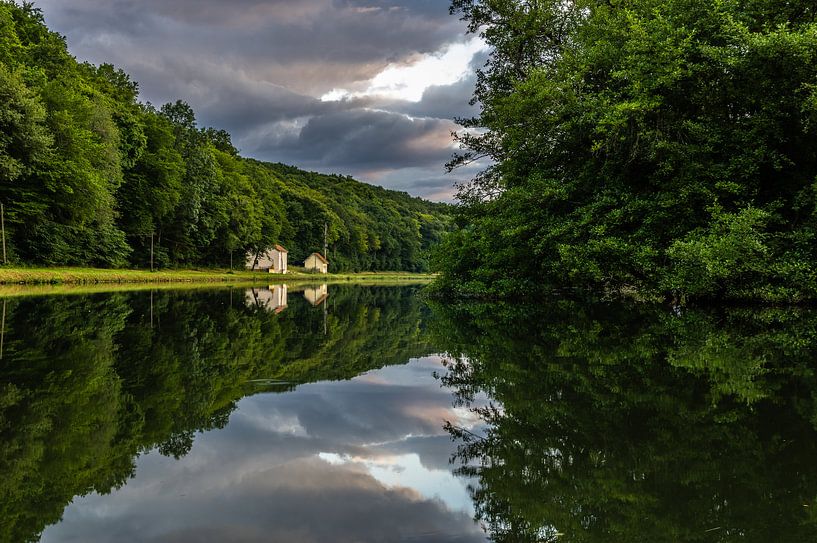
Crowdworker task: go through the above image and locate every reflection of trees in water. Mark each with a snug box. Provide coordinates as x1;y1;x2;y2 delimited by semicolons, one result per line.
0;286;430;542
431;301;817;543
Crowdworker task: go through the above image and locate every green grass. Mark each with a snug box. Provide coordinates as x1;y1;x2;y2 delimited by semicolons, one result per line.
0;266;435;286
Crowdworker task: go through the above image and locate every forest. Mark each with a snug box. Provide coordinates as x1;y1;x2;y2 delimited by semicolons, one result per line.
0;2;450;272
435;0;817;301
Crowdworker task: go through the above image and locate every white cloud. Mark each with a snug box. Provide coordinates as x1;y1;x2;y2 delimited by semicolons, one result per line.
322;37;488;103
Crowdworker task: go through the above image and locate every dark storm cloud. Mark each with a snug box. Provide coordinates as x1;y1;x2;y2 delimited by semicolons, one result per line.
398;76;480;121
33;0;482;201
47;459;484;543
263;109;457;169
337;0;451;17
37;0;462;68
359;170;460;202
361;157;491;202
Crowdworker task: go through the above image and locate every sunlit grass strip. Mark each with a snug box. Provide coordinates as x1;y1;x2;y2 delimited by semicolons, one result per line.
0;267;270;284
0;267;435;286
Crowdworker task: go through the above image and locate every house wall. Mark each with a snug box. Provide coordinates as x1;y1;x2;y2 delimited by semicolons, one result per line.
246;248;288;273
278;252;288;274
305;254;328;273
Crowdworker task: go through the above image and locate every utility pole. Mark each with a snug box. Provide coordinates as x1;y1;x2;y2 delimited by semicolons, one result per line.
0;299;6;360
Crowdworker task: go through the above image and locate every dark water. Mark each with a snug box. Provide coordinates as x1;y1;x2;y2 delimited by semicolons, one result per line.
1;286;816;542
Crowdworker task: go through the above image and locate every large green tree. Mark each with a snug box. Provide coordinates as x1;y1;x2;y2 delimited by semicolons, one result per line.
0;63;52;239
437;0;817;301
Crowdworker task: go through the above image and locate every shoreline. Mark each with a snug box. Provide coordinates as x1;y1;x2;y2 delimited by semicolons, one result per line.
0;267;435;286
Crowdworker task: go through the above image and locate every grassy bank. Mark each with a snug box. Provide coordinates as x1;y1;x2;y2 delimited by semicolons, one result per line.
0;267;435;286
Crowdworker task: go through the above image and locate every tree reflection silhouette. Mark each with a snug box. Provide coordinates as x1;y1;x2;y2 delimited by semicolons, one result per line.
0;286;430;542
431;301;817;542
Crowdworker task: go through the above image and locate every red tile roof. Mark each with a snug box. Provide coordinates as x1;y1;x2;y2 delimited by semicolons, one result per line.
310;252;329;265
274;244;288;253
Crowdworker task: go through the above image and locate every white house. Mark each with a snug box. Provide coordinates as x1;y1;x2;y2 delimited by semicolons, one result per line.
246;245;288;274
304;252;328;274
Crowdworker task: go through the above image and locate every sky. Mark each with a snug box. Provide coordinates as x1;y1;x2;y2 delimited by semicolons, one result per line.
34;0;489;202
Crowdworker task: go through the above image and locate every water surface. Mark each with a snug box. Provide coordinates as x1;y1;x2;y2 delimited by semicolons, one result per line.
1;286;816;542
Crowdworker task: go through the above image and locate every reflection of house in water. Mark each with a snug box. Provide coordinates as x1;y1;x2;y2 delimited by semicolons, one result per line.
245;285;288;314
303;284;328;306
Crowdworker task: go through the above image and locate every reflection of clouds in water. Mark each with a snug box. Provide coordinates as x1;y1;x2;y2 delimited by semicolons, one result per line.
319;452;475;516
403;404;483;432
41;357;487;543
235;405;308;437
47;458;483;543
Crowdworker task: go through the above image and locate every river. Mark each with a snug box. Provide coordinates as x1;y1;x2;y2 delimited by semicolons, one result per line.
1;285;815;542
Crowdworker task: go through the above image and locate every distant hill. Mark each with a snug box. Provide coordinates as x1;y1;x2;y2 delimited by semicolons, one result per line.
248;161;451;271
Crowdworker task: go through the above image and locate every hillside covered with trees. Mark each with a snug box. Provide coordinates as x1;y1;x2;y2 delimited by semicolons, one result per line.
435;0;817;301
0;2;449;272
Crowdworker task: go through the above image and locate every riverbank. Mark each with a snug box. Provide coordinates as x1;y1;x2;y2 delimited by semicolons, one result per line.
0;267;435;285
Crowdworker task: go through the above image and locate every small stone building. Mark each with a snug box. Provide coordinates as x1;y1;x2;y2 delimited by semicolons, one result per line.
304;252;328;274
246;245;288;274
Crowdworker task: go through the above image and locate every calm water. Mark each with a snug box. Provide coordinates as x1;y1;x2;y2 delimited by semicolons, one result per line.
1;285;816;542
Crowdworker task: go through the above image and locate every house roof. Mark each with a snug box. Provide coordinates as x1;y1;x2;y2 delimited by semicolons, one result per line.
274;244;288;253
310;252;329;265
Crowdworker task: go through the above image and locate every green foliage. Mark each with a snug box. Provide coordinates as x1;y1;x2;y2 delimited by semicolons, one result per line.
261;162;451;272
0;63;50;186
430;299;817;542
439;0;817;301
665;206;771;298
0;1;449;271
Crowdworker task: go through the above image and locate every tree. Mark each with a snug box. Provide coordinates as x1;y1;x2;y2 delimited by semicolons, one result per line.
117;108;184;267
439;0;817;301
0;62;51;209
